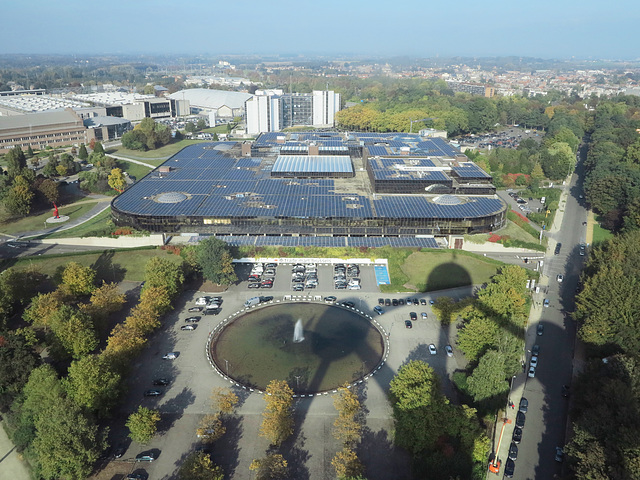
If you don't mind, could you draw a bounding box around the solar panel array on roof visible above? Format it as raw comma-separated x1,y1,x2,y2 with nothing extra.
208,235,439,248
367,146,390,157
374,196,503,219
271,155,353,175
416,138,460,157
452,163,492,179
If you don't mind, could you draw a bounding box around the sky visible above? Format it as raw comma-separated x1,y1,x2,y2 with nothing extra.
1,0,638,60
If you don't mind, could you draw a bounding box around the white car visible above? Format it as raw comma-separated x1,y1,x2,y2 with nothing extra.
557,274,564,283
429,344,437,355
528,366,536,378
530,356,538,368
348,284,361,290
195,297,208,306
445,345,453,357
163,352,178,360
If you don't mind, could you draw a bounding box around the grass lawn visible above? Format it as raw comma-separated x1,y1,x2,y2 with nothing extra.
0,201,100,236
6,248,183,283
107,139,206,164
592,218,614,245
498,220,538,243
395,250,504,292
115,159,153,180
40,207,112,239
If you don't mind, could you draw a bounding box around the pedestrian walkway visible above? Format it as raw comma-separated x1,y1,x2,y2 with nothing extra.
107,154,156,169
0,424,30,480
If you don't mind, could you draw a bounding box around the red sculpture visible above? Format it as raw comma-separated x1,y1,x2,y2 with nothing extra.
53,203,59,219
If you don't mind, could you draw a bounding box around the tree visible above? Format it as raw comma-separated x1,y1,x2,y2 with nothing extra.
249,454,288,480
466,350,510,403
211,387,238,415
196,237,237,285
196,413,225,443
143,256,184,301
259,380,294,446
79,282,126,328
63,354,122,416
333,385,362,446
23,290,68,330
37,178,60,205
185,122,196,133
196,118,206,131
5,146,27,178
104,323,147,361
5,175,34,217
0,332,41,410
108,168,127,193
0,266,44,323
32,396,106,480
530,162,545,182
78,144,88,160
121,129,147,151
27,145,34,158
61,262,96,296
49,305,98,359
93,141,104,154
126,406,160,444
332,447,364,479
55,164,68,176
42,157,59,177
178,451,224,480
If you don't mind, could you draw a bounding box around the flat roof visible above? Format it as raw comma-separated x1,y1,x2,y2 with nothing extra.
272,155,353,175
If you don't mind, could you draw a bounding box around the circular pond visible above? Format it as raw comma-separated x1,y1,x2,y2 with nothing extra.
210,302,385,393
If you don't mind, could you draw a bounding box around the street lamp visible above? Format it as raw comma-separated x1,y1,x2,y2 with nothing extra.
224,359,230,376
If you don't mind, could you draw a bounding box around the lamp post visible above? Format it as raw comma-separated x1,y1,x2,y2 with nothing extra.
224,359,230,376
294,375,301,390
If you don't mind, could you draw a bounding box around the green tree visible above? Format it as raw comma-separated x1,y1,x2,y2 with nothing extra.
0,332,41,410
36,178,60,205
0,266,44,323
196,413,225,443
108,168,127,192
93,142,104,154
5,175,34,216
331,447,364,479
32,396,106,480
530,162,545,182
27,145,34,158
143,256,185,301
5,146,27,178
196,118,206,130
55,164,68,176
466,350,510,403
61,262,96,296
196,237,237,285
625,139,640,165
49,305,98,359
63,354,122,416
541,141,574,180
121,129,147,151
42,157,59,177
259,380,294,446
126,406,160,444
78,144,88,160
249,453,288,480
185,122,196,133
178,451,224,480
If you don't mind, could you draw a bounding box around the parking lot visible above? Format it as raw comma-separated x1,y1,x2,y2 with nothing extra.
106,260,473,480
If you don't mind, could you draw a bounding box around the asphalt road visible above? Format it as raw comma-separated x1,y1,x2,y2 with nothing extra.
509,156,588,479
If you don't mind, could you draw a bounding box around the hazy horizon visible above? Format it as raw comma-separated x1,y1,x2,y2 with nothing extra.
2,0,638,60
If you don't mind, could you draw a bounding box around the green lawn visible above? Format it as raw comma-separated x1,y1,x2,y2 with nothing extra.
592,218,614,245
107,139,206,165
40,207,112,239
394,250,504,292
6,248,183,283
115,159,153,181
498,220,538,243
0,201,100,236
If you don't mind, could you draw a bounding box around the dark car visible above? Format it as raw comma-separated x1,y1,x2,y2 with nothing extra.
181,325,196,331
248,283,260,289
404,320,412,329
153,379,169,386
420,298,426,305
537,323,544,335
554,242,562,255
532,344,540,356
127,474,144,480
413,298,419,305
378,298,384,305
113,444,126,458
392,299,399,306
144,390,161,397
508,442,518,461
342,301,355,308
324,296,337,302
188,306,202,312
398,299,405,306
512,427,522,444
385,298,391,306
259,296,274,303
562,385,570,397
292,284,304,291
260,283,273,289
410,312,417,321
519,397,528,413
515,411,526,428
185,316,200,323
504,458,515,478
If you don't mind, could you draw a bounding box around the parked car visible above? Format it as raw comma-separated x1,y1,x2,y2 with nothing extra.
144,390,161,397
420,298,427,305
515,411,526,428
195,297,208,306
421,312,427,320
248,283,260,289
410,312,417,321
537,323,545,335
428,344,437,355
555,447,565,462
519,397,528,413
392,299,398,306
135,452,157,462
530,356,538,368
181,325,196,331
324,296,337,303
185,316,200,323
385,298,391,306
342,301,355,308
512,427,522,443
378,298,384,305
162,352,177,360
188,307,202,312
554,243,562,255
508,442,518,461
504,458,515,478
532,344,540,356
557,274,564,282
153,379,169,386
398,299,405,306
528,366,536,378
292,284,304,291
404,320,412,329
445,345,453,357
373,306,384,315
543,298,550,308
562,385,570,397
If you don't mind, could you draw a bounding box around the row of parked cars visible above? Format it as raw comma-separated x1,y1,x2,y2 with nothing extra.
291,263,318,292
248,263,278,289
334,263,361,290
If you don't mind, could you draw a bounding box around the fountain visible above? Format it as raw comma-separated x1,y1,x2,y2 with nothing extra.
293,319,305,343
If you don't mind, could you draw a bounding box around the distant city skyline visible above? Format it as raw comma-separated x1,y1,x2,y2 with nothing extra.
2,0,638,60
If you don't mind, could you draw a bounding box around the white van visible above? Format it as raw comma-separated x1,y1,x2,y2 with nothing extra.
244,297,261,308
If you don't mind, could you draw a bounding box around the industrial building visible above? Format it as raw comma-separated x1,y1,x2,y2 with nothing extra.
111,132,506,246
168,89,252,119
245,90,341,135
0,108,87,153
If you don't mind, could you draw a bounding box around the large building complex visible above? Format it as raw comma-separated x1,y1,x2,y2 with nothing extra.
0,108,87,153
112,132,506,246
245,90,341,135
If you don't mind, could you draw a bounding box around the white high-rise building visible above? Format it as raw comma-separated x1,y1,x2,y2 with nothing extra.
245,90,341,135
